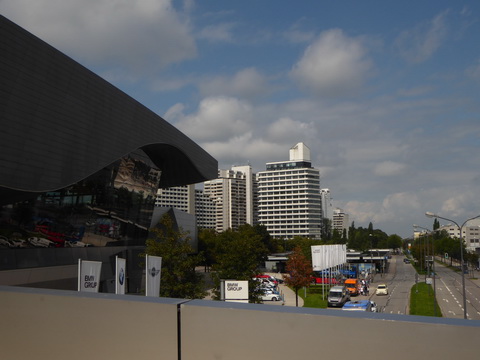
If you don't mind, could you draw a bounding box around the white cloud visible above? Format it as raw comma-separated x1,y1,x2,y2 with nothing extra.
290,29,373,97
197,23,235,42
202,135,286,168
374,161,407,177
266,117,317,142
0,0,197,75
172,96,253,141
465,58,480,80
395,11,448,64
198,68,272,100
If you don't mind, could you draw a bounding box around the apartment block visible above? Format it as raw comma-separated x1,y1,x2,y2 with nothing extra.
332,208,349,238
257,143,322,240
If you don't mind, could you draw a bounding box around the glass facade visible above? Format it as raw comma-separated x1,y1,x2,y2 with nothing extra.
0,150,161,249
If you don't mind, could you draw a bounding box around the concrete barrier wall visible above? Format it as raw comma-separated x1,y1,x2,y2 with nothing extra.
1,286,479,360
0,286,181,360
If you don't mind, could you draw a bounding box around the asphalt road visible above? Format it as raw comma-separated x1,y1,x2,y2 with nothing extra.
265,254,480,320
433,261,480,320
371,254,416,315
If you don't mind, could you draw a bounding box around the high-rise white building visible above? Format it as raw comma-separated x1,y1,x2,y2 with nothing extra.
332,208,349,238
155,184,195,213
195,189,216,229
203,166,256,233
155,165,256,233
257,143,322,240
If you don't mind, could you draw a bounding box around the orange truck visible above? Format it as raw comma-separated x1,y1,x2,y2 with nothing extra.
344,279,360,296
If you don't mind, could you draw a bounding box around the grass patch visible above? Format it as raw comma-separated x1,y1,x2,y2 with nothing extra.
410,282,442,317
294,285,328,308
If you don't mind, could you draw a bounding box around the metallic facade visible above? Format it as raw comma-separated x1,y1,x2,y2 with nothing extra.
0,15,217,203
0,15,216,267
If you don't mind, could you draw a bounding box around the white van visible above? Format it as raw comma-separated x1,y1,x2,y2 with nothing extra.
327,286,350,307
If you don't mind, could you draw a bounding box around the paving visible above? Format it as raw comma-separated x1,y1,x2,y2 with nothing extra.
261,273,304,307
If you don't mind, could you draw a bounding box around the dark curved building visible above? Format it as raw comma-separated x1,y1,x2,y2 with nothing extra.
0,15,217,252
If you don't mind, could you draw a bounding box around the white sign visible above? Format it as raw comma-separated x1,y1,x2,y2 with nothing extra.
224,280,249,303
311,244,347,271
115,256,126,295
145,255,162,297
78,259,102,292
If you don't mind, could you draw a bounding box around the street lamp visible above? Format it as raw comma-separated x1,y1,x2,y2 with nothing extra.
413,224,437,316
425,211,480,320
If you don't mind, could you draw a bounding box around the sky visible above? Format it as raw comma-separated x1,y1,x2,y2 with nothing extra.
2,1,480,238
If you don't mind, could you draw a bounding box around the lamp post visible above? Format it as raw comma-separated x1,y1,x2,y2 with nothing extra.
413,224,437,316
369,233,374,277
425,212,480,320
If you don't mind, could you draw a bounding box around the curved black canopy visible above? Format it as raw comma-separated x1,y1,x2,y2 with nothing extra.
0,15,217,202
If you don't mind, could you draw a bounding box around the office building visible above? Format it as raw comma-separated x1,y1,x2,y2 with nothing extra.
195,189,217,229
155,185,196,214
332,208,349,238
203,166,255,232
257,143,322,239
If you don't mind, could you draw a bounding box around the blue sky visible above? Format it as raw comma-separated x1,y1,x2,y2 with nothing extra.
2,1,480,238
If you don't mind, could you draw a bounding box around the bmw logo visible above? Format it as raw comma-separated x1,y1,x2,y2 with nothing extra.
118,268,125,285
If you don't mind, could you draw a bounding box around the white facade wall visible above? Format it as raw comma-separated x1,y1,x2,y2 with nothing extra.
155,184,195,214
438,218,480,252
204,167,254,232
332,208,349,238
195,189,216,229
257,143,322,240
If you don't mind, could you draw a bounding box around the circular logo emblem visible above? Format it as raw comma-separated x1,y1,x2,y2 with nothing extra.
118,268,125,285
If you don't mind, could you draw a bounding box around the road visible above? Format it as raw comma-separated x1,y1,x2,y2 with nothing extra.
264,254,480,320
370,254,416,315
433,260,480,320
368,255,480,320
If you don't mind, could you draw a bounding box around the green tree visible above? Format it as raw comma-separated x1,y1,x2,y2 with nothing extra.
322,218,332,241
198,228,218,271
143,213,206,299
211,227,269,302
288,236,323,263
284,246,313,307
387,234,403,250
253,224,282,253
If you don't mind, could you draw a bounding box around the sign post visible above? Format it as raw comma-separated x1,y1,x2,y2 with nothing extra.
78,259,102,293
222,280,249,303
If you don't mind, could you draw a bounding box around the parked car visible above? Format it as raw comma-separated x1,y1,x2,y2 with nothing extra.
376,284,388,296
28,237,54,248
7,238,27,248
255,275,279,285
66,241,91,247
261,293,282,301
0,236,11,248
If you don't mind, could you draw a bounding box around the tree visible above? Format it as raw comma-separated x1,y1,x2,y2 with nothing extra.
198,228,218,271
387,234,402,250
284,246,313,307
143,213,206,299
288,236,323,263
253,224,282,253
210,226,269,302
